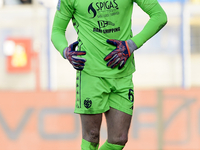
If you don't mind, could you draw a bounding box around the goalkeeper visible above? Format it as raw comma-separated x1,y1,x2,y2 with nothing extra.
51,0,167,149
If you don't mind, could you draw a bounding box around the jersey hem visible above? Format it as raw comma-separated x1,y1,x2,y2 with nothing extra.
82,69,135,79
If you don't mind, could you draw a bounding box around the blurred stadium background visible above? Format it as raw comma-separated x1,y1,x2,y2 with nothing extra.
0,0,200,149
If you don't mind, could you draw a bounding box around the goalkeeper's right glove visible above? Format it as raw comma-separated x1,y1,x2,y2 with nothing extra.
104,39,137,69
63,41,86,71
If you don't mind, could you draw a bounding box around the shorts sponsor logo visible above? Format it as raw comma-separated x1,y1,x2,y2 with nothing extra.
84,98,92,109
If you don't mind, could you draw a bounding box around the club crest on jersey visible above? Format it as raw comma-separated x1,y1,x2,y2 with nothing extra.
84,98,92,109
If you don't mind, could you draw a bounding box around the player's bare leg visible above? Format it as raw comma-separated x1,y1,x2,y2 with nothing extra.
80,113,102,144
105,107,132,146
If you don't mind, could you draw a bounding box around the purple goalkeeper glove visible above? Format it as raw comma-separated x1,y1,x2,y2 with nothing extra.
64,41,86,71
104,39,137,69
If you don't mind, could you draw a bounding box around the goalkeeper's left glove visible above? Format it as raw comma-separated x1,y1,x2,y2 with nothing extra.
63,41,86,71
104,39,137,69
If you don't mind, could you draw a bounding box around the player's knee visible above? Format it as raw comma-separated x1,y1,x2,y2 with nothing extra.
87,129,100,142
117,135,128,145
110,134,128,145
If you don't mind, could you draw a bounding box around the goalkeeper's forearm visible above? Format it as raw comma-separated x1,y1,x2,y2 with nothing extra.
131,0,167,48
51,11,71,58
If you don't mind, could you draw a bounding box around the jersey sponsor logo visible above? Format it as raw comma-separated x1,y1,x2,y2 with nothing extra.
88,3,97,18
88,0,119,18
93,27,120,34
94,20,119,33
97,20,115,28
84,98,92,109
96,0,118,11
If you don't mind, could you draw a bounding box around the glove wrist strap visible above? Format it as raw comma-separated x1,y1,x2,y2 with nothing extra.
125,41,131,56
126,39,138,54
63,48,67,59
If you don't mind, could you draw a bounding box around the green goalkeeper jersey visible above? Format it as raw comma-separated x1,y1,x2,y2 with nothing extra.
51,0,167,78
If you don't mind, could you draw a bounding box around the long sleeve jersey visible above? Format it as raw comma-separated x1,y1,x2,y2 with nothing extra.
51,0,167,78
